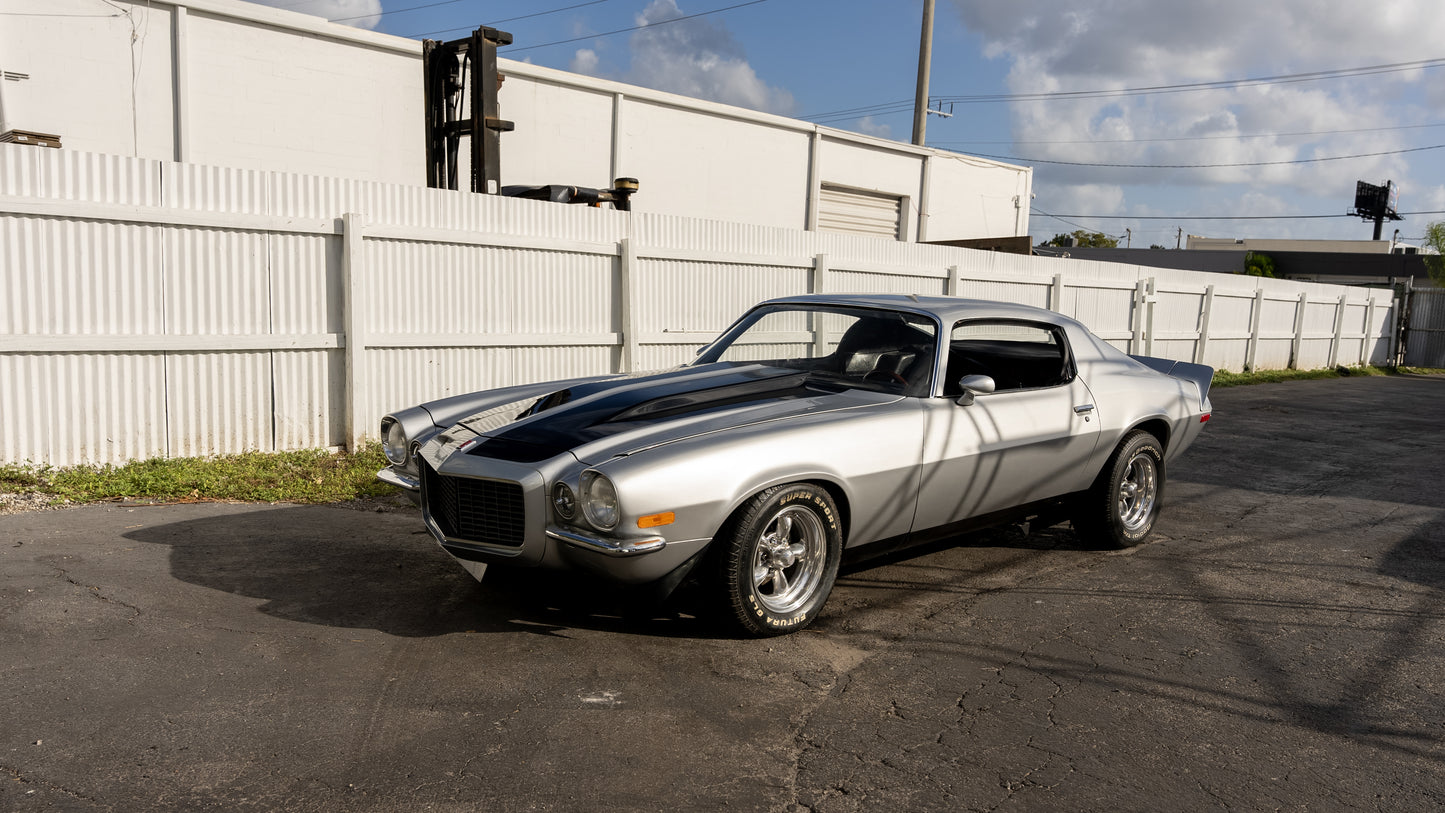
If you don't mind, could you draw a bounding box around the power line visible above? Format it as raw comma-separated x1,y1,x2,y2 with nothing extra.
1031,209,1445,222
806,101,913,123
936,57,1445,104
801,56,1445,121
968,143,1445,169
403,0,613,38
1032,210,1107,234
500,0,772,54
932,122,1445,148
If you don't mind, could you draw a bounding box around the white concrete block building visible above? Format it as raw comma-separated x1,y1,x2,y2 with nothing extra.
0,0,1032,243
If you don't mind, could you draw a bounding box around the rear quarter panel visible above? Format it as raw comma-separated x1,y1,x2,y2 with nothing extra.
1069,325,1210,472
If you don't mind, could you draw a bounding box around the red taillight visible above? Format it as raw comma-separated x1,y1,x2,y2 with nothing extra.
1200,413,1211,423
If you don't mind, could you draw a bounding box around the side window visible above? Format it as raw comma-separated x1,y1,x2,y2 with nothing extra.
945,321,1072,395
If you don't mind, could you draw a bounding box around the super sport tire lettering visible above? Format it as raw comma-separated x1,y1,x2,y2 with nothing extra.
707,483,843,638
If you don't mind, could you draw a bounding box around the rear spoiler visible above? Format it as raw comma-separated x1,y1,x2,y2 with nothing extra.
1130,355,1214,405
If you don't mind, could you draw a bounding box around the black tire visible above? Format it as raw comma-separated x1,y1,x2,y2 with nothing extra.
710,483,842,637
1074,430,1165,549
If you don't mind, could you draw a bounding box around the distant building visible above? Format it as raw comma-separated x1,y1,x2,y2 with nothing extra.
1185,236,1404,254
1053,246,1432,289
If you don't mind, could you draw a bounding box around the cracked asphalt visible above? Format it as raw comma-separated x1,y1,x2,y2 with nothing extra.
3,374,1443,811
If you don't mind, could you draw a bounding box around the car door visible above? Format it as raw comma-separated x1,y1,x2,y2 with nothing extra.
911,320,1101,532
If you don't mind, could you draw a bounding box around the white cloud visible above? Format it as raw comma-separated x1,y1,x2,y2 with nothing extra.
1422,185,1445,213
252,0,383,30
569,0,795,115
950,0,1445,213
853,116,893,139
1041,183,1124,217
570,49,600,75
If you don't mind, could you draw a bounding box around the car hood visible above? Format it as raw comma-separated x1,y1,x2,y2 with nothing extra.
443,363,900,466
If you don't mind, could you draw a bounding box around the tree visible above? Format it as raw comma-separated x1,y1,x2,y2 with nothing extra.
1042,230,1119,248
1424,221,1445,287
1243,252,1276,278
1149,244,1167,250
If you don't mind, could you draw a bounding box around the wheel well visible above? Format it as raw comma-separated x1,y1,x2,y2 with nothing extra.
1130,418,1171,451
718,479,853,544
801,479,851,543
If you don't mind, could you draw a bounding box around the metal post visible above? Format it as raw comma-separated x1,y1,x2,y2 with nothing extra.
812,254,830,357
946,264,962,297
1392,279,1412,366
1289,292,1307,370
1361,297,1377,365
911,0,935,146
618,238,637,373
1144,277,1157,356
812,253,829,295
1131,280,1147,354
342,213,367,449
1049,273,1064,312
1246,289,1265,372
1194,285,1214,365
1329,294,1346,367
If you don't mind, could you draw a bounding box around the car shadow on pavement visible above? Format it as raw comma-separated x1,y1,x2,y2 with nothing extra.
840,518,1103,576
121,505,721,640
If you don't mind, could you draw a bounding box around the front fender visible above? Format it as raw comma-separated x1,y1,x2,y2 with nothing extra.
595,399,926,551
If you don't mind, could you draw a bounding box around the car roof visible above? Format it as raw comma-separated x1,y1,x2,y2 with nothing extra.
760,293,1078,328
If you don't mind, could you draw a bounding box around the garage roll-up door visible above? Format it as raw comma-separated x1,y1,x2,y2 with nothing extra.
817,185,903,240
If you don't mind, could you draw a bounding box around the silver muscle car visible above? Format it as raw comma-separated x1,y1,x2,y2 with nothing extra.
378,294,1213,636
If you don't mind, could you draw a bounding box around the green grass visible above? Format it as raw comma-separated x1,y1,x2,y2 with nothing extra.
1,445,397,506
1210,364,1445,388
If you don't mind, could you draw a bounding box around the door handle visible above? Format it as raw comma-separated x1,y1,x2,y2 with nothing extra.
1073,404,1095,414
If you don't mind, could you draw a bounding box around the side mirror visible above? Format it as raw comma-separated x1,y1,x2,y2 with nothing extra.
955,374,996,406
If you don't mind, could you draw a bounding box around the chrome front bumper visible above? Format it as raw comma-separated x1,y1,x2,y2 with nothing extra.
545,525,667,557
377,467,419,491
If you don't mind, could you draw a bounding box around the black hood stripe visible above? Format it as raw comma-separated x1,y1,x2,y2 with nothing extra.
465,364,810,461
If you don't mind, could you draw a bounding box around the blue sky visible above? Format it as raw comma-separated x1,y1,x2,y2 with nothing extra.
265,0,1445,248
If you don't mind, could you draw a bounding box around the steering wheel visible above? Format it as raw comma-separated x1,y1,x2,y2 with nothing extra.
863,369,909,388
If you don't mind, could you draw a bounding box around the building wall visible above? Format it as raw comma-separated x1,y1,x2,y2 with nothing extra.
1,1,180,160
1,0,1030,241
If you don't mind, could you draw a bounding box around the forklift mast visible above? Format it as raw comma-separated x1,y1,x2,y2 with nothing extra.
422,26,514,195
422,27,639,210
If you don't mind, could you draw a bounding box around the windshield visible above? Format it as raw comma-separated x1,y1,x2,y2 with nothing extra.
694,304,939,396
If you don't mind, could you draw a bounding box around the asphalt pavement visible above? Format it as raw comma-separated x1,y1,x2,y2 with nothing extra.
2,374,1443,811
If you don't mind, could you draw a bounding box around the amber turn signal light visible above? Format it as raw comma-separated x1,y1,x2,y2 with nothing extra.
637,512,676,529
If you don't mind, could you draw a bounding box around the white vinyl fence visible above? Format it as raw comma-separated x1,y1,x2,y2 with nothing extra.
1,145,1396,466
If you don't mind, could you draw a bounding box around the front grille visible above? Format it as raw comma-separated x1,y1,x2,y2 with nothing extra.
421,459,526,547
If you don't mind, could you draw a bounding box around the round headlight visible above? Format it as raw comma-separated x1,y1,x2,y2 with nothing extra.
382,419,409,465
580,470,620,531
552,482,576,520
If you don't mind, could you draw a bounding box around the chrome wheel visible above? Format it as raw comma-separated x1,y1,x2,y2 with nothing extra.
750,505,827,614
1117,451,1158,532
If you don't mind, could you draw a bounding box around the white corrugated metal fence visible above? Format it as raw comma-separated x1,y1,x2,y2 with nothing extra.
0,144,1397,465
